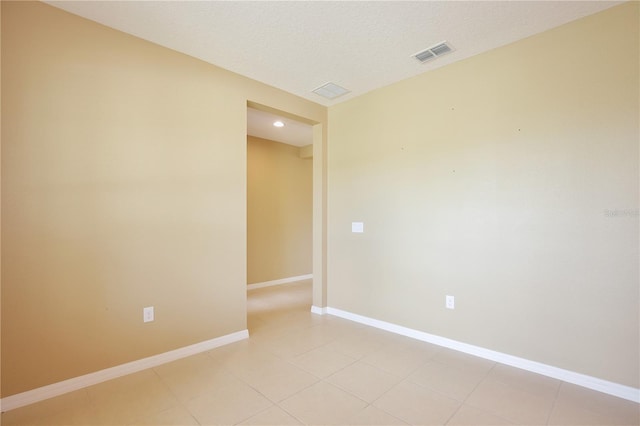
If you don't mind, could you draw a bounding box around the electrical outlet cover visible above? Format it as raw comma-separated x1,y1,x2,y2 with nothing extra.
446,295,455,310
143,306,154,322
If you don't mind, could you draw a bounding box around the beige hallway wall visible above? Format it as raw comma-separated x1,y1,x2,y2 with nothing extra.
327,3,639,388
1,1,326,397
247,137,312,284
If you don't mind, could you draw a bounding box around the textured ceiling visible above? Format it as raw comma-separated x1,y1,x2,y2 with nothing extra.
44,1,622,146
46,1,620,108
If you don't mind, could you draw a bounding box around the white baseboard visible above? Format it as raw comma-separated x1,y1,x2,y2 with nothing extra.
326,307,640,403
310,305,328,315
0,330,249,412
247,274,312,291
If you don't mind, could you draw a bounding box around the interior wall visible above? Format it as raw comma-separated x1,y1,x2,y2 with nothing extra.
327,2,639,388
1,1,326,397
247,136,312,284
0,0,3,400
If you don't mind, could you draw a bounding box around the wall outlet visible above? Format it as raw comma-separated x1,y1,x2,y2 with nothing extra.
446,295,455,310
143,306,154,323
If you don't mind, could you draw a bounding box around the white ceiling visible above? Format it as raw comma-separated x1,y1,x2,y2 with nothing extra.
247,107,313,147
45,0,622,146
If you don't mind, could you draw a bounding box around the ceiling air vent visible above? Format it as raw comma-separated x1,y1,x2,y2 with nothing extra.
312,82,350,100
412,41,454,64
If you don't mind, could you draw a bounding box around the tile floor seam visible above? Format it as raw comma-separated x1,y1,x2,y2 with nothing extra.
366,378,454,426
261,339,336,361
325,381,382,408
150,365,196,411
231,402,275,425
191,411,203,426
328,351,369,370
443,405,463,426
463,380,555,425
274,401,307,425
125,371,185,425
439,381,468,426
460,359,496,404
135,405,202,426
274,376,322,404
365,378,410,411
317,378,375,406
402,361,485,406
83,383,115,423
356,398,399,425
553,381,640,425
443,357,517,426
543,378,563,425
358,356,422,379
221,365,291,405
358,401,411,426
297,353,361,380
280,342,341,368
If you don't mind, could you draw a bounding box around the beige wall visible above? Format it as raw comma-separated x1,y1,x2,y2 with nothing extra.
0,0,3,400
328,2,639,388
1,1,326,397
247,136,312,284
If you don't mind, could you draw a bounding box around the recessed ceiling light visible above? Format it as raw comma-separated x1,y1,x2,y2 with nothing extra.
273,121,285,127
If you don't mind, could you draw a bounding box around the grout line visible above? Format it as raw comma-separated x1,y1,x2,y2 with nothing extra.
544,379,563,425
364,380,411,425
443,360,498,425
232,402,275,425
150,367,184,402
276,401,308,425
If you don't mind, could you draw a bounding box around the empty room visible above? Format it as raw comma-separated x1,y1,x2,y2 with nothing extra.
1,1,638,425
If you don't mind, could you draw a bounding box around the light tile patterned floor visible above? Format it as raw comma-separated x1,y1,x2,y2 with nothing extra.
2,280,639,425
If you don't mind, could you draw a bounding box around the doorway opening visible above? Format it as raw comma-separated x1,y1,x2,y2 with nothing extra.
246,102,325,328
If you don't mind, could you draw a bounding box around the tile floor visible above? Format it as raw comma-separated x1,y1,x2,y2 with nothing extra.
2,280,639,425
